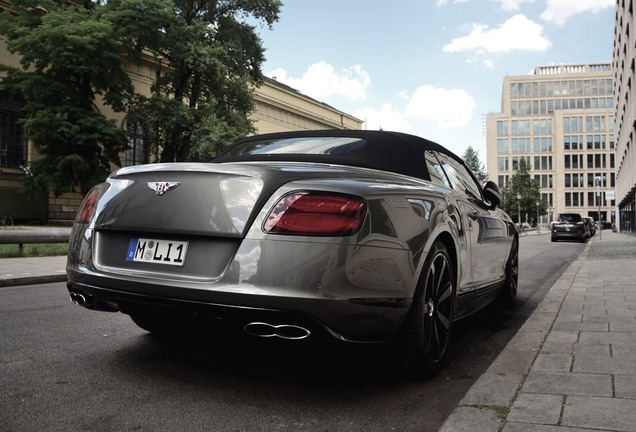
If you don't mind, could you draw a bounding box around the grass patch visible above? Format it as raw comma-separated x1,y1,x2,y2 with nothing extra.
462,404,510,420
0,243,68,258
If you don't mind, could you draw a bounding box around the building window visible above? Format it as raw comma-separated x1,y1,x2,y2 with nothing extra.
511,137,531,153
533,137,552,152
497,138,509,153
498,157,509,171
587,154,606,169
565,192,584,207
497,120,509,136
125,121,146,166
535,174,553,188
585,115,606,132
564,173,583,188
0,93,27,169
533,119,552,134
564,116,583,132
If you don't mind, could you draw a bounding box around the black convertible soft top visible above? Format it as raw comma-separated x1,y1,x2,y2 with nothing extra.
214,130,465,182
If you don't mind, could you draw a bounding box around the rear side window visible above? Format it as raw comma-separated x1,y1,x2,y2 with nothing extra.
434,152,483,200
424,150,451,188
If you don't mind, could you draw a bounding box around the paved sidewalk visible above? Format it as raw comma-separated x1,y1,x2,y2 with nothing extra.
2,230,635,431
0,255,67,287
441,230,636,432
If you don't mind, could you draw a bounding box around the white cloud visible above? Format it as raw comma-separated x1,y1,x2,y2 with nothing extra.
443,14,551,54
540,0,614,25
266,61,371,101
500,0,535,11
396,91,410,101
405,85,476,128
355,104,411,133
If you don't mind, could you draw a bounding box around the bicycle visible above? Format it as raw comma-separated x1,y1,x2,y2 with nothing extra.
0,215,13,227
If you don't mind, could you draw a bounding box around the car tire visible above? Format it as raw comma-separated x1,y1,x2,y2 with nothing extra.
400,241,455,378
551,237,556,242
499,237,519,309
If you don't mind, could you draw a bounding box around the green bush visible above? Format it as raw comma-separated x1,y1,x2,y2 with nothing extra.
0,243,68,258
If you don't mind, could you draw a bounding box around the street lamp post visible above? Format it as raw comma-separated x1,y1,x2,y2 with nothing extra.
516,192,521,231
536,200,540,233
596,176,602,240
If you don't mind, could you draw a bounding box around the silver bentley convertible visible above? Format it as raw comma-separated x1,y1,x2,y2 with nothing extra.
67,130,518,376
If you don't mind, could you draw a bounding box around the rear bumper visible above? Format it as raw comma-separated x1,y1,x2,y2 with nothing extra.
551,229,586,240
66,276,411,343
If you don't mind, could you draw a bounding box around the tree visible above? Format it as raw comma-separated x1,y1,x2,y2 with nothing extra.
462,145,488,184
126,0,282,163
0,0,281,195
501,158,546,227
0,0,170,195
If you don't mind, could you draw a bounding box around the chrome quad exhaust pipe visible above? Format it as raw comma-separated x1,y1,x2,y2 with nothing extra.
69,291,91,307
243,322,311,340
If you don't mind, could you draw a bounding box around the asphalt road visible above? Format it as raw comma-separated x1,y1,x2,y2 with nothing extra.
1,234,585,432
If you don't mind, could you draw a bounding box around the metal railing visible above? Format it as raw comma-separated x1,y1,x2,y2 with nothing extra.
0,229,70,255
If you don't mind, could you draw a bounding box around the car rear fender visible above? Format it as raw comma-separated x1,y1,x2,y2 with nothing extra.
408,197,463,298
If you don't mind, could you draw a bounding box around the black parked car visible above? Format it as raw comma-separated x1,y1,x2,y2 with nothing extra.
551,213,589,242
583,217,596,237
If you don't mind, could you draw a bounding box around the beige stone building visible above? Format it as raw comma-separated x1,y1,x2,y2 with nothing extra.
612,0,636,233
486,64,616,226
0,40,362,223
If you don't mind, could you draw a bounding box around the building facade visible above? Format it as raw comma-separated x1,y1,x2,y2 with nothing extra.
613,0,636,234
0,40,362,223
486,64,616,226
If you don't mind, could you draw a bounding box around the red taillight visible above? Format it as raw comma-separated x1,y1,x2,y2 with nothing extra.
264,192,367,236
75,186,104,223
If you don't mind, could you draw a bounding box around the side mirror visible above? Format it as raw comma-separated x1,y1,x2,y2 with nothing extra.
483,181,501,208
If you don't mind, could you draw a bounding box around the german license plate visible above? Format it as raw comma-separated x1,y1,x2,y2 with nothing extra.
126,238,188,266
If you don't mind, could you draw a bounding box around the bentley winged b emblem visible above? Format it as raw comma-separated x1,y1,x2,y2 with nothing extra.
147,181,180,196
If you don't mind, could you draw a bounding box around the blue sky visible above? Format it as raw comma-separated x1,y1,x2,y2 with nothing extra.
254,0,615,160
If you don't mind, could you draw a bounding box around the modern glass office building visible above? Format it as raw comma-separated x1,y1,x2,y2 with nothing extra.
613,0,636,234
486,64,616,226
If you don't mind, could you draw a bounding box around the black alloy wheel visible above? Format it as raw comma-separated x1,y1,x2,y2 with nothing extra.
500,236,519,309
401,241,455,377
